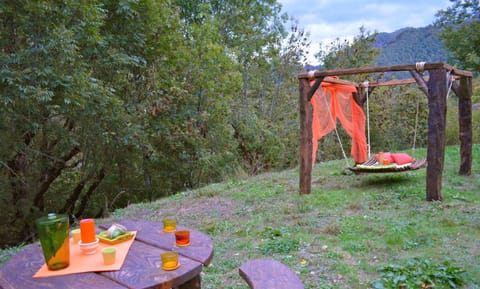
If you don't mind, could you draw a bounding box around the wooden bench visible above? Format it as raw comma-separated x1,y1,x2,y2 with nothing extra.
239,259,304,289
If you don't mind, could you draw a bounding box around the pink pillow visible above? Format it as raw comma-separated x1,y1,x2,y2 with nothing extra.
391,153,414,165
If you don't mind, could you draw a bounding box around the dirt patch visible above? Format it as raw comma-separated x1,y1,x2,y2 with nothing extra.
176,195,237,219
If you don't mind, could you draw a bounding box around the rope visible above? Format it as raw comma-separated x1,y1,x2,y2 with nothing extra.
363,81,371,158
446,70,454,99
411,61,426,152
416,61,426,73
412,94,420,151
320,88,350,167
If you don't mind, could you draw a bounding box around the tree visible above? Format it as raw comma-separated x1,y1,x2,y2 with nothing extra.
0,0,310,247
0,0,118,245
435,0,480,72
173,0,307,175
315,26,379,74
0,0,185,246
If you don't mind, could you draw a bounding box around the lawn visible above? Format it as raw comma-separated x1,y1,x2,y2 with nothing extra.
2,145,479,288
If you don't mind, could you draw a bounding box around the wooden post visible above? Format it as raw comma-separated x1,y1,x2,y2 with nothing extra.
426,68,448,201
457,77,473,175
299,78,313,194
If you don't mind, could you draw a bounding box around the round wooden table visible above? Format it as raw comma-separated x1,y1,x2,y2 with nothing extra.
0,220,214,289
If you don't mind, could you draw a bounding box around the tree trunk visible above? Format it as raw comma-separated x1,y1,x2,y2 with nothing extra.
33,146,81,210
74,169,105,218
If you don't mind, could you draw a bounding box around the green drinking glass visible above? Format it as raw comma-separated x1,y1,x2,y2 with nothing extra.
35,213,70,270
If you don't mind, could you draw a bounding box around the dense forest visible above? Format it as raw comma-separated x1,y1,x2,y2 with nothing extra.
1,0,479,247
0,0,309,246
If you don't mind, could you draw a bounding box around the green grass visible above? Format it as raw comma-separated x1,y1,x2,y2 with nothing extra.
1,145,479,288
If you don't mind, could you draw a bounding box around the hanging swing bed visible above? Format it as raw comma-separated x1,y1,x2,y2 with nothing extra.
309,74,427,175
298,62,474,201
348,154,428,174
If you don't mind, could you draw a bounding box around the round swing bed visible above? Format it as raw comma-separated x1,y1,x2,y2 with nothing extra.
348,156,427,174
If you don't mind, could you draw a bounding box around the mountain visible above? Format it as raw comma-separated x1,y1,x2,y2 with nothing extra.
304,25,452,77
374,25,451,78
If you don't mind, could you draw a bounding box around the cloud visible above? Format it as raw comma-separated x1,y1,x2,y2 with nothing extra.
281,0,451,44
279,0,451,64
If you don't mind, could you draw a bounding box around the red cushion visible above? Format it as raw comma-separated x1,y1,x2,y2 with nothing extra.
391,153,414,165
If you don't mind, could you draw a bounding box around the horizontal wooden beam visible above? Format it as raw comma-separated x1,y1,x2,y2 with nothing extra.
322,76,358,87
299,62,473,79
368,78,421,87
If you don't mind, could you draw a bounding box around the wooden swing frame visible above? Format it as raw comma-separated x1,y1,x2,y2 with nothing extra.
298,62,473,201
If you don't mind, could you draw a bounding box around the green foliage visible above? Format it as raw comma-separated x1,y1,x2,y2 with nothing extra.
317,26,380,80
260,238,300,255
370,259,466,289
367,86,428,152
0,0,304,247
258,227,300,255
435,0,480,73
0,0,127,245
232,115,286,174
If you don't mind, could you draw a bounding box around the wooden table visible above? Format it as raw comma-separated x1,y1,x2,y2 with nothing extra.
0,220,214,289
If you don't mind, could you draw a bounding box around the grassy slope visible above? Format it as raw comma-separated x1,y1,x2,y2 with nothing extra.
1,145,479,288
105,145,479,289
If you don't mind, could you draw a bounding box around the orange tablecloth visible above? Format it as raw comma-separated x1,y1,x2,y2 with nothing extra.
33,231,136,278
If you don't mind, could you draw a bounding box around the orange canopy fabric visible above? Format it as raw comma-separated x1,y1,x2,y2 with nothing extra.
311,79,368,166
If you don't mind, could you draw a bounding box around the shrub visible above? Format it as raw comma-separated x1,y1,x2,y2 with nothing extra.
370,258,466,289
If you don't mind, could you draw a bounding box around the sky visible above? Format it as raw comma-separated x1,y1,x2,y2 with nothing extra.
278,0,452,64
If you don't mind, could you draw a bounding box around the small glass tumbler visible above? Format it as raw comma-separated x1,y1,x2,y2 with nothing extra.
102,247,116,265
175,230,190,246
71,229,81,244
161,251,179,270
36,213,70,271
162,219,176,233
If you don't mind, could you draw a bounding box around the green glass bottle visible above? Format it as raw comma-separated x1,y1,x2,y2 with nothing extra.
35,213,70,270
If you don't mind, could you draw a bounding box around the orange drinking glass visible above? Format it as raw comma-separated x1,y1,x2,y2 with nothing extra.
161,251,179,270
175,230,190,246
162,219,176,233
80,219,96,243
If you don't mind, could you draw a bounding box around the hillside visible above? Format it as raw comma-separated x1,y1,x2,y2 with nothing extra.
376,25,451,65
308,25,452,77
26,145,475,288
375,25,451,78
